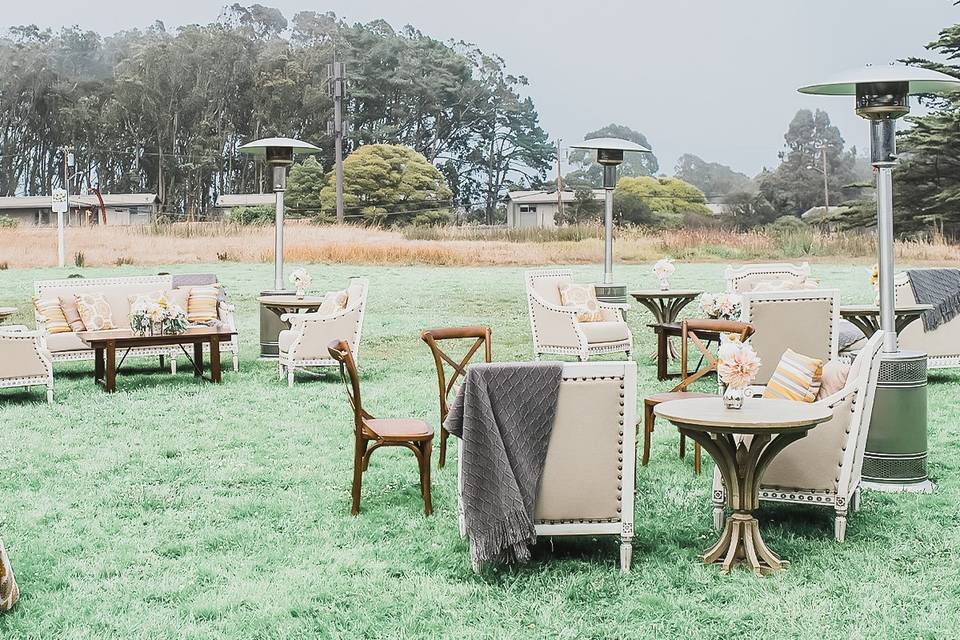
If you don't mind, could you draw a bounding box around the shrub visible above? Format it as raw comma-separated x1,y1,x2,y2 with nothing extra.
74,251,86,267
230,205,274,225
115,256,134,266
0,215,17,228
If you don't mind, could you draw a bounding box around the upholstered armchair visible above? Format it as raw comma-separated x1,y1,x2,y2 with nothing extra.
525,269,632,361
277,278,368,386
725,262,812,293
740,288,840,389
711,331,884,542
0,326,54,403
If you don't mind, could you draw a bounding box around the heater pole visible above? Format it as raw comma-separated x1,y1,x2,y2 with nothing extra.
602,165,616,284
870,119,898,353
273,165,286,291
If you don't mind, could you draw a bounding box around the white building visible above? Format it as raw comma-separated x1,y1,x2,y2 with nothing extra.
505,189,603,228
0,193,159,226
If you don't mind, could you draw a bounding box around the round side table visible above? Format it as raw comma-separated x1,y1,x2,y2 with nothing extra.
839,303,932,337
257,294,326,358
655,397,832,576
630,290,702,362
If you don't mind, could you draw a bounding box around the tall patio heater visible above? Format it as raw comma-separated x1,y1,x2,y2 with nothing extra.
569,138,651,305
240,137,321,358
800,65,960,492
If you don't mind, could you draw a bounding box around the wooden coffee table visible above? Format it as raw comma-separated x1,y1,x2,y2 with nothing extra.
78,327,237,393
655,397,832,575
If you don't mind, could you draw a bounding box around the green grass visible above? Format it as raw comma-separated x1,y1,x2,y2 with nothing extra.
1,262,959,639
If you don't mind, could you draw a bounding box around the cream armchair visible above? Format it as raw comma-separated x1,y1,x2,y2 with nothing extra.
525,269,632,361
895,272,960,369
740,288,840,388
711,331,884,542
0,326,54,403
725,262,812,293
277,278,368,386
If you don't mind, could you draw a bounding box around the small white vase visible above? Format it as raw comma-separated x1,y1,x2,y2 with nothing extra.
658,277,670,291
723,385,745,410
295,288,306,299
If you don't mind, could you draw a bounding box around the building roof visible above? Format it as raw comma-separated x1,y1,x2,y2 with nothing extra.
801,205,850,222
0,193,159,209
507,189,603,205
215,193,275,207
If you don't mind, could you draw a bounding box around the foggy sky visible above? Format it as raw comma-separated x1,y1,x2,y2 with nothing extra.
5,0,957,176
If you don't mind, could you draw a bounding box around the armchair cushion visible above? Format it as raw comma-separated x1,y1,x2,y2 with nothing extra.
345,282,365,310
58,295,86,332
185,285,220,323
32,296,71,334
45,332,90,352
318,290,348,316
278,329,296,353
559,283,604,322
75,293,116,331
817,360,851,400
577,321,630,344
762,349,823,402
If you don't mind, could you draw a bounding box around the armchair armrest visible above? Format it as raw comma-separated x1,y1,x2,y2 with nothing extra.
528,293,581,349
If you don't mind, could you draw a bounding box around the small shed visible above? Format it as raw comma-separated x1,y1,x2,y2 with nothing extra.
0,193,159,226
506,189,603,228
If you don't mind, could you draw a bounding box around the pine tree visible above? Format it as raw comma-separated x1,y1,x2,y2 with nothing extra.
286,156,326,219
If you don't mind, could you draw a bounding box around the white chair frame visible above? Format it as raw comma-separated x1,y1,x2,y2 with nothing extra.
0,326,54,403
725,262,811,293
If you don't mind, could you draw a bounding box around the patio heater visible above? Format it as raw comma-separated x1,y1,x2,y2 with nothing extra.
569,137,651,305
239,137,321,358
800,64,960,492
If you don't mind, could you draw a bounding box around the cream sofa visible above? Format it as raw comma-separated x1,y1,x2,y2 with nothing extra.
525,269,632,361
458,361,638,572
711,331,884,542
277,278,368,386
895,272,960,369
0,326,53,403
34,275,238,370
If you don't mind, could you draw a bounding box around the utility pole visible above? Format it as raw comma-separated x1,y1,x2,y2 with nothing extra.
555,139,564,222
328,55,346,224
57,146,74,268
821,145,830,216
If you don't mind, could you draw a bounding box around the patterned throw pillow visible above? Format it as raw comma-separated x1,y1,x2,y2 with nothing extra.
558,282,605,322
32,296,71,334
0,536,18,612
816,360,851,401
317,290,348,316
58,295,87,332
75,293,116,331
127,290,167,307
186,285,220,323
762,349,824,403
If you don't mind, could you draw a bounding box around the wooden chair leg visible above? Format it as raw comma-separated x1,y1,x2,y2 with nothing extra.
351,438,364,516
420,439,433,516
642,404,654,466
694,442,702,475
438,428,448,469
679,433,686,459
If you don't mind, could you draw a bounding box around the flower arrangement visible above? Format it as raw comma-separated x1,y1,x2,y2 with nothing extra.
653,258,676,291
699,292,743,321
716,337,761,409
290,268,312,298
869,263,880,305
129,295,188,336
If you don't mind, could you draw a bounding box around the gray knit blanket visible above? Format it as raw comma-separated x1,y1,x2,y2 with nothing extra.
908,268,960,332
444,361,563,567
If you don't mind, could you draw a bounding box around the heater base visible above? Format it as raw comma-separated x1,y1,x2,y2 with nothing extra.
594,283,627,306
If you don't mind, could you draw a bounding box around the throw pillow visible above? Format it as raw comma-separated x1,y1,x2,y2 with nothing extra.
817,360,851,400
58,295,86,332
558,282,604,322
75,293,116,331
32,296,71,334
186,285,220,323
318,290,348,316
166,288,191,314
762,349,824,403
127,290,167,307
0,536,18,612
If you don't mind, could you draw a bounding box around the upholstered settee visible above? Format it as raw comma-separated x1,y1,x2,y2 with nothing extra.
33,275,239,371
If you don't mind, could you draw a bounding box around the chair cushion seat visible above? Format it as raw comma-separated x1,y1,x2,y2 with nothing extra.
645,391,716,405
364,418,434,440
45,332,92,352
278,329,296,353
577,321,630,344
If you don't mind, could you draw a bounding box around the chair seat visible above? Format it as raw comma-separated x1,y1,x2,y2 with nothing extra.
577,321,630,344
644,391,716,406
364,418,434,441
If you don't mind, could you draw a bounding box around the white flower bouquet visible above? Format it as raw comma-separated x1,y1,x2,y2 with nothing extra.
130,295,188,336
290,268,312,297
699,292,743,321
653,258,676,290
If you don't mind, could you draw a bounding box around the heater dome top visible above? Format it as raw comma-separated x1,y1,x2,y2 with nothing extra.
569,137,651,153
798,64,960,96
239,137,321,155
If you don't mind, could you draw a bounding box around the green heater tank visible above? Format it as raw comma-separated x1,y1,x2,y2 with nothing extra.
861,349,932,493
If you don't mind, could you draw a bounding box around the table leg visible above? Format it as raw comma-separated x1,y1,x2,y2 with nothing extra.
94,347,105,384
209,336,221,383
193,341,204,377
657,329,668,381
105,341,116,393
681,428,808,575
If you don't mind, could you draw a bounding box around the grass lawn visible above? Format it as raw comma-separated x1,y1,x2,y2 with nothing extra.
1,261,958,639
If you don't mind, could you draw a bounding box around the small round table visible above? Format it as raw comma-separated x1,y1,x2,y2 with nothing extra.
840,304,933,336
655,397,832,576
0,307,15,324
630,290,702,363
257,294,327,358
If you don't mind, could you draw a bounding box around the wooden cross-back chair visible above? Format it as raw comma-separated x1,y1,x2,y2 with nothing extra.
642,319,755,474
420,326,492,468
327,339,434,516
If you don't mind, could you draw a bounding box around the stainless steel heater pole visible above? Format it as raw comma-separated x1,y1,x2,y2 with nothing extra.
871,119,898,353
603,164,616,285
273,165,286,291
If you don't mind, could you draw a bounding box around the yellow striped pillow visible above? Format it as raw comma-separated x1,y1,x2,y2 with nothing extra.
762,349,823,403
32,296,71,334
186,285,220,323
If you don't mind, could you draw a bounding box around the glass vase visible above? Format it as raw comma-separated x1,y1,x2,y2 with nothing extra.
723,385,745,410
658,277,670,291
